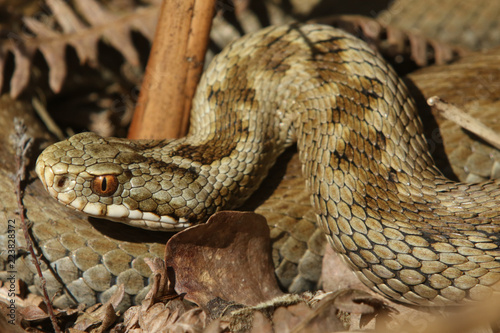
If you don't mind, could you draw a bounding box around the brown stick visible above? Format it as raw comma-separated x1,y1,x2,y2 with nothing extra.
128,0,216,140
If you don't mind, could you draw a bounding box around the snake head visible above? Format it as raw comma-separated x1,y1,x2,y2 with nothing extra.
36,132,213,231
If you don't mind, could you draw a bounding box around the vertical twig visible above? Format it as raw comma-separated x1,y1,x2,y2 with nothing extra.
128,0,216,140
11,119,62,333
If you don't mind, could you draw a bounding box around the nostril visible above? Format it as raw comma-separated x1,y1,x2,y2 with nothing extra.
53,175,76,192
57,177,68,188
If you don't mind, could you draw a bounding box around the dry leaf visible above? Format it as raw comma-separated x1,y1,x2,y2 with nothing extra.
227,292,346,333
9,44,35,98
121,260,206,333
0,304,26,333
296,296,347,333
140,257,173,307
22,16,67,92
47,0,97,64
72,284,124,332
123,299,206,333
19,305,54,321
248,311,273,333
165,211,284,311
272,303,312,332
0,302,25,332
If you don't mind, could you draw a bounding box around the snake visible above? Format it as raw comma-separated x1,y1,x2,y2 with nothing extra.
35,23,500,306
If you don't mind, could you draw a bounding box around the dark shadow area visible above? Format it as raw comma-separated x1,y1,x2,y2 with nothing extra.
306,0,392,20
241,145,298,211
403,77,459,181
88,216,175,244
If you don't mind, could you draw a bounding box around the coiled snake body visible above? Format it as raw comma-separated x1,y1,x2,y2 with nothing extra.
36,24,500,306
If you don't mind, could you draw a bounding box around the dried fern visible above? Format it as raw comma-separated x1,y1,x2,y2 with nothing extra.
3,3,468,99
1,0,161,98
314,15,467,69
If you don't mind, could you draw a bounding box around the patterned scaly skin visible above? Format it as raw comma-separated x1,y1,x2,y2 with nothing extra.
36,24,500,306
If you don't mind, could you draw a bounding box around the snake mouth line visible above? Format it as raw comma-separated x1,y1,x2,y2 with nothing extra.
64,201,193,231
104,205,193,230
113,214,192,231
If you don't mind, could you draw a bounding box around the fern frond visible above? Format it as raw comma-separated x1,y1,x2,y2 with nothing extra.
2,0,161,98
315,15,467,70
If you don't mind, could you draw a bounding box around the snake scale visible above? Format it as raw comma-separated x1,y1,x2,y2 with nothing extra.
35,23,500,306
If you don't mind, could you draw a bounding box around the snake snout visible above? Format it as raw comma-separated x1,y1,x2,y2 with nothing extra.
36,144,78,195
35,155,48,188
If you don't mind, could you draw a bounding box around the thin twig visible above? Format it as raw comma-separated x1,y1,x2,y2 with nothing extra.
427,96,500,150
11,118,62,333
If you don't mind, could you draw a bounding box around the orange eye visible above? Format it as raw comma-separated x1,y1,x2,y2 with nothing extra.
91,175,119,196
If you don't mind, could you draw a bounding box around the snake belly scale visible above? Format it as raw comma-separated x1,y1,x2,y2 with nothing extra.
36,24,500,306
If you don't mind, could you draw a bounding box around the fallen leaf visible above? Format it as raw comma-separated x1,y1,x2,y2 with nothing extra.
123,299,205,333
22,17,67,92
227,292,346,333
73,284,124,331
0,306,26,333
165,211,284,311
121,258,206,333
272,302,312,332
0,302,26,332
19,305,53,321
47,0,97,65
10,44,35,98
140,257,174,307
293,295,346,333
248,311,273,333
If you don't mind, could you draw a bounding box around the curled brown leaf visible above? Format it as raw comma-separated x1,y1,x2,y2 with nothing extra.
165,211,284,311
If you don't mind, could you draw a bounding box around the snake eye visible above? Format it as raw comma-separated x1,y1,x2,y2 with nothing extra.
91,175,118,196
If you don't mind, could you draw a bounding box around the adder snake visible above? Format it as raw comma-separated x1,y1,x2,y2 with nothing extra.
36,24,500,306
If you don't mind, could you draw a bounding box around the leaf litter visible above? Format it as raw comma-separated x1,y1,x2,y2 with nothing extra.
118,211,393,332
7,206,500,332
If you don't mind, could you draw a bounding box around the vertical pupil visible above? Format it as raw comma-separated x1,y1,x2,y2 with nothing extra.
102,177,107,191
